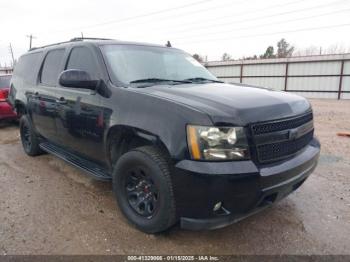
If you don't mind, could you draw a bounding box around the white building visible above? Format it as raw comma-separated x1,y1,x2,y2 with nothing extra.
205,53,350,100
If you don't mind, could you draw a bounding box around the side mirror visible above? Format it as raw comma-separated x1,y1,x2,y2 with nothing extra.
59,69,98,90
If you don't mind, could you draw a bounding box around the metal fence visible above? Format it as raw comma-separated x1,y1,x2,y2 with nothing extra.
0,67,13,75
205,53,350,99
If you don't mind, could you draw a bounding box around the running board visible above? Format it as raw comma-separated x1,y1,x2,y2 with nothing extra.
39,142,111,181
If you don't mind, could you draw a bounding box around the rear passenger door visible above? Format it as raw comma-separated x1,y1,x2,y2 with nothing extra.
29,49,65,142
55,46,105,163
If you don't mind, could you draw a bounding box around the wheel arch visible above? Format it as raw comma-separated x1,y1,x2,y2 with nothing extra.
14,99,28,117
105,125,171,169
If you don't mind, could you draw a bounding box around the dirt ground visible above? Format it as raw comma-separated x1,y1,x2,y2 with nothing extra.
0,99,349,255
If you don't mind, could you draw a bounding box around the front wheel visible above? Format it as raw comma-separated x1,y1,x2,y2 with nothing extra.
19,115,42,156
112,146,176,234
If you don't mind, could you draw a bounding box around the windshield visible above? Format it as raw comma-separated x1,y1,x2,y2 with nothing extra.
101,44,217,86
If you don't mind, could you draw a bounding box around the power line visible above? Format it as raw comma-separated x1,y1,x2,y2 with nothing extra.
82,0,257,32
176,23,350,45
117,0,346,40
169,7,350,41
154,0,348,36
128,0,307,35
8,43,15,66
26,34,36,50
70,0,306,38
41,0,216,35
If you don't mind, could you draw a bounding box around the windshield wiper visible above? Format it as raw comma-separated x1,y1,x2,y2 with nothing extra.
183,77,223,83
129,78,191,84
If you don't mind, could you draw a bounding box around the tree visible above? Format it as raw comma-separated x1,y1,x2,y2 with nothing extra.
277,38,294,58
260,46,275,59
221,53,232,61
325,44,346,54
242,55,258,60
294,44,348,56
294,46,320,56
192,53,204,63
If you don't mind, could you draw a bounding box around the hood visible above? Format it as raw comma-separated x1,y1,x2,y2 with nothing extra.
132,83,311,126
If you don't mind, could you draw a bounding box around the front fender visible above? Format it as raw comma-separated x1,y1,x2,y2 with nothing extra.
103,87,213,161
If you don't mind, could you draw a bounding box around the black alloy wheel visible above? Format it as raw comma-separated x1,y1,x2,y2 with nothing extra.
113,146,176,234
125,167,159,218
19,115,42,156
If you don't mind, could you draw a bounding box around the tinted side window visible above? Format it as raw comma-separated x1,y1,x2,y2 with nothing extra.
40,49,65,86
66,47,98,78
14,52,42,84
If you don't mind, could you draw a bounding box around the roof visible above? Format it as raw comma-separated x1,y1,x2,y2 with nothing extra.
28,37,171,53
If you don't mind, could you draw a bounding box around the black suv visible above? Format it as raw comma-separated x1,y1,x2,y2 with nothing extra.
9,38,320,233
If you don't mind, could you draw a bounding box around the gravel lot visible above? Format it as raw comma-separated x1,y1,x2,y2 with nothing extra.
0,99,349,255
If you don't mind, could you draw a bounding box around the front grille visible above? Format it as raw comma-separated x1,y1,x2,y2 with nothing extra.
251,112,313,135
256,130,313,163
251,112,314,163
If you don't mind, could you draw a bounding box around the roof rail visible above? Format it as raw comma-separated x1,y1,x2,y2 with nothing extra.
29,40,72,51
70,37,113,41
29,37,114,51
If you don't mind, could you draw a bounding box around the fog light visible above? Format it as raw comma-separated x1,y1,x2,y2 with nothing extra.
213,202,222,211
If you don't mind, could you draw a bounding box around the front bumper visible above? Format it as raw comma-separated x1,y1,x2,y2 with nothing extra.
172,138,320,230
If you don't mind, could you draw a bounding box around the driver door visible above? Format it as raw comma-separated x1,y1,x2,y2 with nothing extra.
55,46,106,163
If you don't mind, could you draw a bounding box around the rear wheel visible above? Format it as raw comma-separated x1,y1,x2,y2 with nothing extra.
113,146,176,234
19,115,42,156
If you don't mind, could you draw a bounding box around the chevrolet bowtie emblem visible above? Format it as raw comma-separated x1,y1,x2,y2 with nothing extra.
289,128,299,140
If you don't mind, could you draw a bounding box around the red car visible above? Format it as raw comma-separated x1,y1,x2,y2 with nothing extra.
0,74,17,120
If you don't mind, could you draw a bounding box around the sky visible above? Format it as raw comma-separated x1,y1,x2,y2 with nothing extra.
1,0,350,66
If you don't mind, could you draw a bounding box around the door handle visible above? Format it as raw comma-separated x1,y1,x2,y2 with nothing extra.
56,97,67,105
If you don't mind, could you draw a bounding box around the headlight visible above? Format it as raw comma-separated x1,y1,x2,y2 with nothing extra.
187,125,250,161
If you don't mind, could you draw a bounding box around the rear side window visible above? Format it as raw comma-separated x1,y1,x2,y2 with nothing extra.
13,52,42,84
66,47,98,78
0,75,11,88
40,49,65,86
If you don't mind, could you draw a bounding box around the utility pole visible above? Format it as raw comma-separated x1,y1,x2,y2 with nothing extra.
26,34,36,50
9,43,15,67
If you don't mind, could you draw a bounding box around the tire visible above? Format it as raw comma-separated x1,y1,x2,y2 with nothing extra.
19,115,42,156
112,146,176,234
